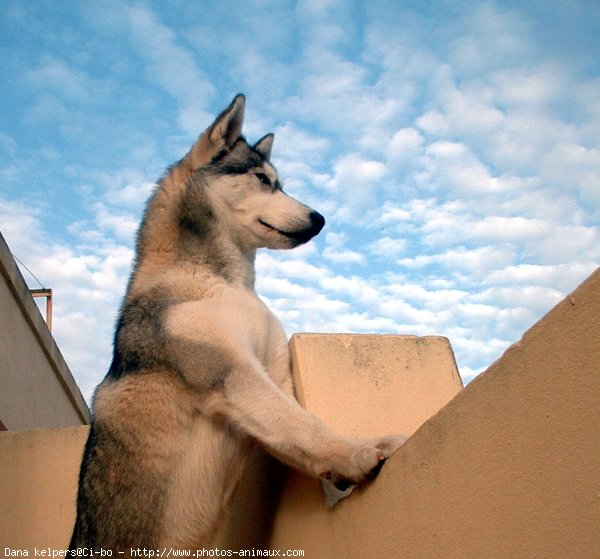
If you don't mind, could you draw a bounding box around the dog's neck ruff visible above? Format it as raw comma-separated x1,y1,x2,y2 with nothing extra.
131,178,258,296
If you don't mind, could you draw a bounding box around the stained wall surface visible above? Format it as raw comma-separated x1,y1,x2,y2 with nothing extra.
270,268,600,558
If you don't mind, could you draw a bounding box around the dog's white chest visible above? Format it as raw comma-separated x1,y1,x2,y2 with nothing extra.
165,287,289,381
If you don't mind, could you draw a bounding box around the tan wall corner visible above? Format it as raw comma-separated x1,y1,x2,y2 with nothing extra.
0,426,89,552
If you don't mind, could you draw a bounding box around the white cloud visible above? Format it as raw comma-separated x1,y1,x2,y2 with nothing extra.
387,127,424,168
322,249,364,265
272,123,331,166
122,4,215,135
326,153,387,218
322,232,365,265
319,273,381,307
376,203,413,226
486,263,599,292
23,94,71,127
446,2,532,76
0,198,44,247
92,203,139,241
104,180,156,208
421,66,506,139
420,141,510,196
368,237,408,259
399,245,517,278
472,285,563,315
385,282,468,310
256,251,324,283
539,143,600,214
491,63,571,108
25,55,94,103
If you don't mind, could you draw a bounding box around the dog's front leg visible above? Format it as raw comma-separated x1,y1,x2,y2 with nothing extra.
165,299,406,488
205,359,406,490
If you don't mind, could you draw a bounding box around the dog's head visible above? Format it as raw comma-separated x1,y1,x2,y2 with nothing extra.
184,95,325,251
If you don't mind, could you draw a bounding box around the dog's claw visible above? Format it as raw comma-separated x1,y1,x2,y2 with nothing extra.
366,458,386,480
334,479,352,491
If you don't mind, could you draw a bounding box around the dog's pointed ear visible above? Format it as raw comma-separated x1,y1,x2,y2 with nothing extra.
208,94,245,148
254,133,274,161
187,94,246,170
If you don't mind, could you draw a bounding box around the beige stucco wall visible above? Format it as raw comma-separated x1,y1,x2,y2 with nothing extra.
0,231,89,430
0,426,88,552
289,333,462,438
270,267,600,558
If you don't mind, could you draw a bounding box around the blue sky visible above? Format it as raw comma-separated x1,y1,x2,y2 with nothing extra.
1,0,599,401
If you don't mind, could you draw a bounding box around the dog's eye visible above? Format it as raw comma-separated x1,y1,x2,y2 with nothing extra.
256,173,271,187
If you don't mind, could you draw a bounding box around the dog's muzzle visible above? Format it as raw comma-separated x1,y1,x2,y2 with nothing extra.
259,211,325,246
291,211,325,245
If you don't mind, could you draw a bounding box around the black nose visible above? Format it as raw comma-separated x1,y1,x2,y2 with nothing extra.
284,210,326,246
309,211,325,236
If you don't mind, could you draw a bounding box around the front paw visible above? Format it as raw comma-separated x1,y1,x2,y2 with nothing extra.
320,435,406,490
371,433,408,458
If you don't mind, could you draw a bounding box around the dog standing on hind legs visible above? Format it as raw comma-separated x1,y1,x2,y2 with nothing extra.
69,94,407,552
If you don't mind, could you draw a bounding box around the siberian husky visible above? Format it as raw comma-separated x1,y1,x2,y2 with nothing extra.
69,95,406,552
